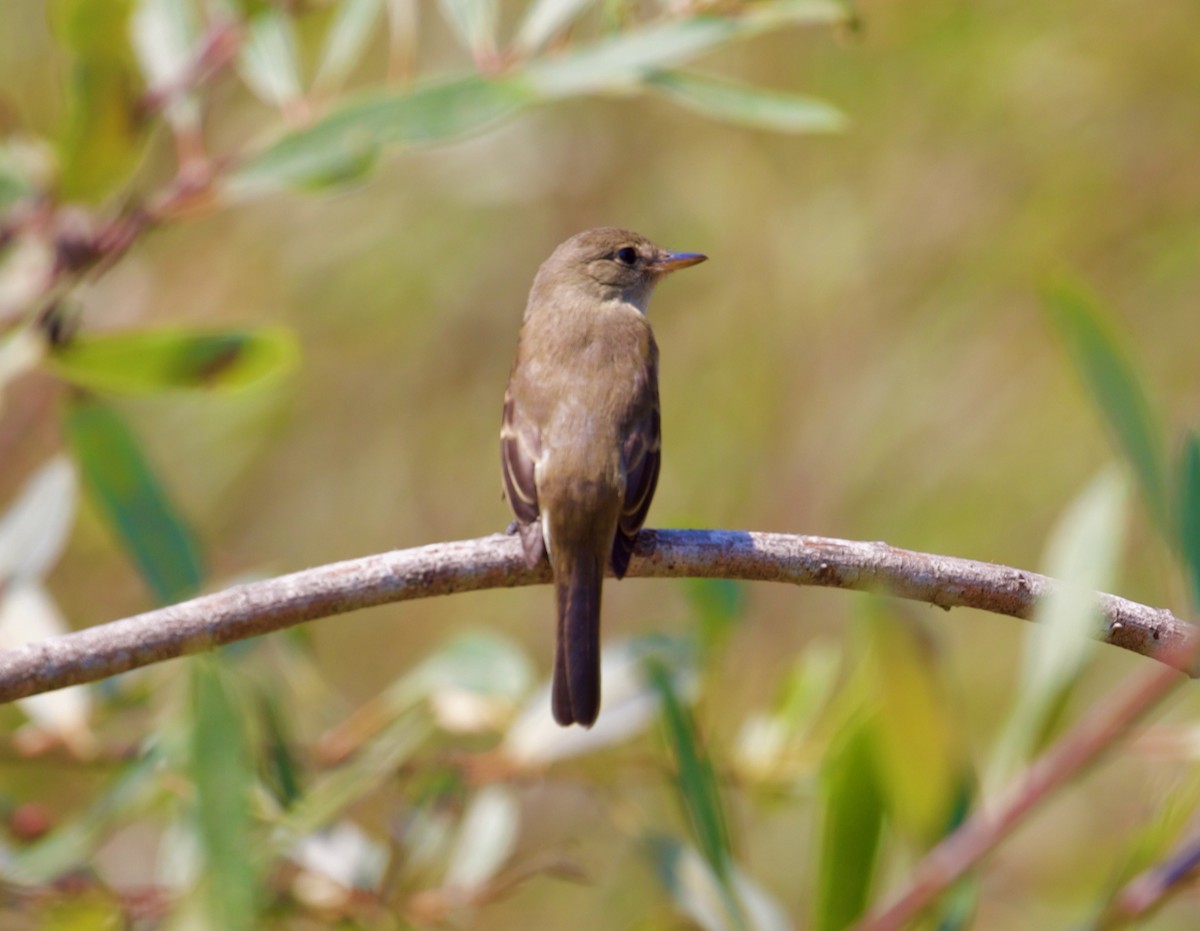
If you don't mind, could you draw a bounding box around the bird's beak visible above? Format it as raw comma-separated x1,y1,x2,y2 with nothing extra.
652,251,707,275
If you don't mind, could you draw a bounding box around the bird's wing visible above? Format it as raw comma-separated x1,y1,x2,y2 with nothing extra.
501,390,546,568
612,374,660,579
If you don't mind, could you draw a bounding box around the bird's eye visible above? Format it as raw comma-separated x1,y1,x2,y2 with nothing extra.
616,247,638,266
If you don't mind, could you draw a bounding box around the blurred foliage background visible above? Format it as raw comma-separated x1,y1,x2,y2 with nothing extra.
2,0,1200,927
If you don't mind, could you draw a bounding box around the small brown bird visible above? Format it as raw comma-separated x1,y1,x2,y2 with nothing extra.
501,228,706,727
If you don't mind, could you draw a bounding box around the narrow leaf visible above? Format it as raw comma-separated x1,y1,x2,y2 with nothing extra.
862,601,964,845
1179,434,1200,607
315,0,386,93
50,326,299,394
648,838,793,931
443,786,520,891
687,578,747,655
524,17,738,97
0,456,77,582
987,468,1127,793
226,75,532,198
815,714,884,931
53,0,147,202
1044,280,1169,535
131,0,202,131
238,8,304,111
0,582,95,753
437,0,497,59
513,0,599,56
58,57,148,201
523,1,847,97
190,657,259,930
647,70,846,134
645,656,741,928
64,396,204,604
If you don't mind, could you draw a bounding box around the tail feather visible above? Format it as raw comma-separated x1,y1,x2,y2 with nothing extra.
552,556,603,727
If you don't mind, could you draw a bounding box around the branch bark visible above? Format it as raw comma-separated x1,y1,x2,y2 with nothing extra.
0,529,1196,704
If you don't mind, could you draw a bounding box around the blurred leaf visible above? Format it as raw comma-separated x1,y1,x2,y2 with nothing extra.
0,581,95,753
513,0,598,56
0,455,76,582
190,657,260,930
64,396,204,604
443,785,520,891
49,326,299,394
987,468,1127,793
524,1,846,97
238,7,303,111
319,631,531,760
437,0,497,60
0,137,54,210
1179,434,1200,607
1044,280,1169,535
131,0,202,131
647,70,846,133
504,637,696,765
1098,771,1200,910
226,75,533,198
735,640,841,781
289,821,388,891
815,713,884,931
524,17,739,97
687,578,747,655
647,837,793,931
646,655,738,921
260,689,304,809
315,0,386,93
3,748,164,884
279,712,429,839
862,601,965,845
52,0,147,202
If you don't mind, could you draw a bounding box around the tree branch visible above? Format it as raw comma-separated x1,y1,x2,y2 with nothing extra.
0,529,1196,704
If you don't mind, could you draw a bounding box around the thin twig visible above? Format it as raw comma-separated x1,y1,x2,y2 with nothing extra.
853,657,1191,931
1097,831,1200,927
0,529,1196,704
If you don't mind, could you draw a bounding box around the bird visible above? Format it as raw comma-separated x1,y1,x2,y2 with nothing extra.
500,227,706,727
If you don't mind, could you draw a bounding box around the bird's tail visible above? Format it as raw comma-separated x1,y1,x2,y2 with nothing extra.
552,553,603,727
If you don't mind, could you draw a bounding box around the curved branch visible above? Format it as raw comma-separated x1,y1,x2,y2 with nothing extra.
0,529,1196,703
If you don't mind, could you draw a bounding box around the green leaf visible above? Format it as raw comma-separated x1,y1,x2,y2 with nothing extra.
513,0,599,56
226,75,533,198
1044,280,1170,535
238,8,304,111
524,17,739,97
647,70,846,133
645,657,742,926
862,601,965,845
315,0,386,93
687,578,747,655
987,468,1127,794
437,0,498,60
52,0,147,202
64,396,204,604
1179,434,1200,607
524,1,847,97
815,713,884,931
190,657,260,930
49,326,299,394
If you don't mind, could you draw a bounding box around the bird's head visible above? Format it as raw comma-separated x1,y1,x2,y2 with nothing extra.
532,227,706,312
